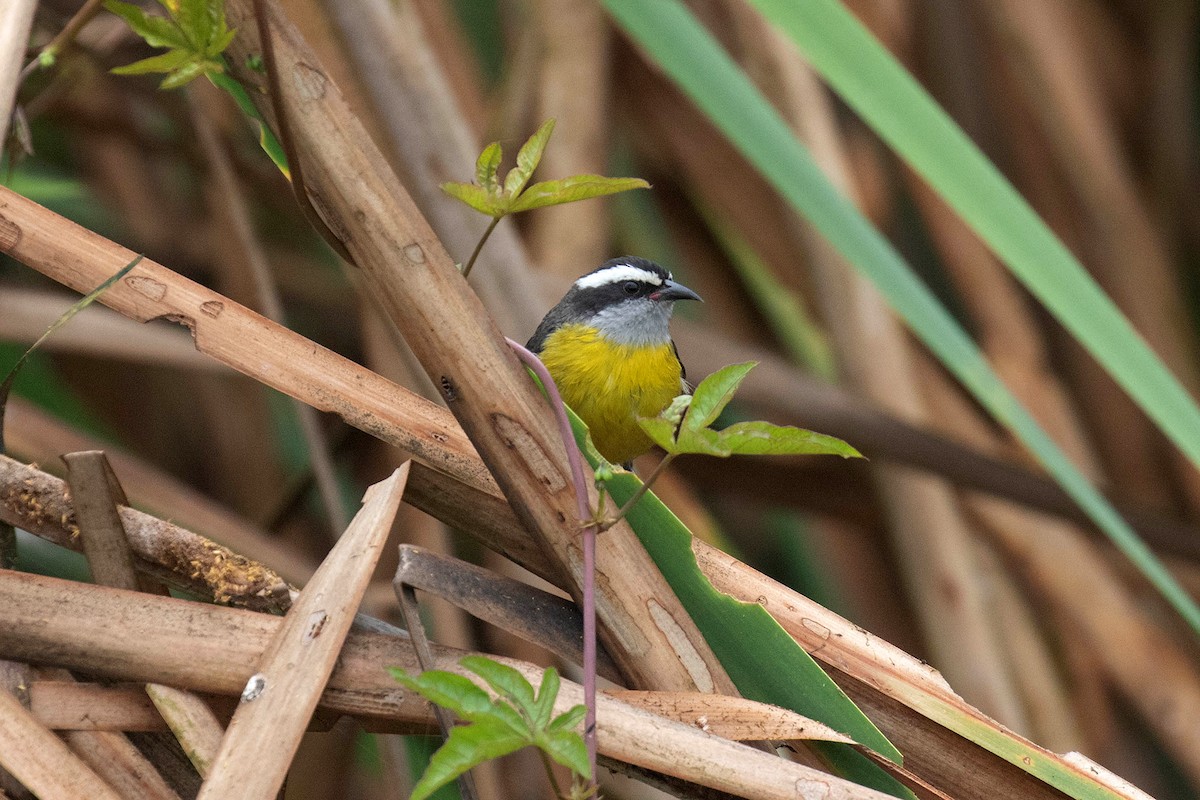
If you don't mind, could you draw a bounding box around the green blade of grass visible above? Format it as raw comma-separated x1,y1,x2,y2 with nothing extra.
753,0,1200,474
600,0,1200,644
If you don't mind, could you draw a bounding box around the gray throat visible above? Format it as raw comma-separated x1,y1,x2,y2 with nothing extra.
589,299,674,347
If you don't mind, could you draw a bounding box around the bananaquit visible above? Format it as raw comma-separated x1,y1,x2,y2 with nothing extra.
527,257,702,465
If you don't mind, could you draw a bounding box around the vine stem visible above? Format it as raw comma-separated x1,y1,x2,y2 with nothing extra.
505,338,599,786
462,216,501,278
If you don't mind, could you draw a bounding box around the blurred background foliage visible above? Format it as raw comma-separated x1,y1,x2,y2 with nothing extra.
3,0,1200,798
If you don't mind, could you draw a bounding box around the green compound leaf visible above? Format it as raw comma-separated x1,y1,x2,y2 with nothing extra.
392,659,590,794
475,142,503,192
505,118,556,197
410,718,529,800
507,175,651,213
638,362,862,458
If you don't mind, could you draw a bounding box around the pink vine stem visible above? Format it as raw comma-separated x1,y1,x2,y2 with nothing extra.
505,338,599,782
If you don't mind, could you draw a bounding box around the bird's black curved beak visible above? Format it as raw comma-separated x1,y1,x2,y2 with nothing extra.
652,279,703,303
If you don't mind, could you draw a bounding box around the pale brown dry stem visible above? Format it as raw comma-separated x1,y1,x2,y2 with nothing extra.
0,570,901,800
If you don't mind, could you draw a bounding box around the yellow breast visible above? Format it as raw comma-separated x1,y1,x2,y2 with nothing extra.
538,324,682,464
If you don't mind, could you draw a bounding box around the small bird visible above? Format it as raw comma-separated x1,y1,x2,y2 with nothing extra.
527,257,702,465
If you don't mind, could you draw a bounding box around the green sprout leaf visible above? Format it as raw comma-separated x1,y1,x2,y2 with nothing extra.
475,142,503,192
388,668,494,721
505,118,556,197
507,175,652,213
391,657,590,798
442,117,650,243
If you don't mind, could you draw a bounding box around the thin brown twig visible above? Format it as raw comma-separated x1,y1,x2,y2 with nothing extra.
19,0,107,83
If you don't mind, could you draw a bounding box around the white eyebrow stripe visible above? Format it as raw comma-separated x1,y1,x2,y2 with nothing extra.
574,264,666,290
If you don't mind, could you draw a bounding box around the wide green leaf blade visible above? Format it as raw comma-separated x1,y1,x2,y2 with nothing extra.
566,408,911,798
601,0,1200,643
637,415,681,452
754,0,1200,480
669,425,733,457
507,175,651,213
409,719,528,800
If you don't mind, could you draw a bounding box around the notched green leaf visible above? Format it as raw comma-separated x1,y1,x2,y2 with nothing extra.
540,728,591,778
685,361,757,431
507,175,651,213
461,655,536,710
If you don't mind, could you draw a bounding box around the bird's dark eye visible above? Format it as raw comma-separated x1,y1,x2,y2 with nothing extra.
622,281,640,295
